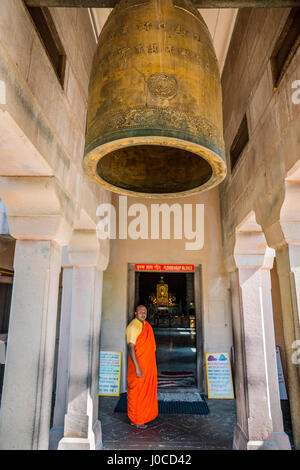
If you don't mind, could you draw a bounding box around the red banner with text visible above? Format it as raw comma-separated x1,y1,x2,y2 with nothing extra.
135,264,194,272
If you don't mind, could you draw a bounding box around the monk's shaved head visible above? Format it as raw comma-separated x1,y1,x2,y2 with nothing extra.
135,305,147,323
135,305,147,313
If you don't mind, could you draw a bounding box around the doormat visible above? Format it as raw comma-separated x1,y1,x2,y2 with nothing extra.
114,392,209,415
158,391,203,402
158,370,195,388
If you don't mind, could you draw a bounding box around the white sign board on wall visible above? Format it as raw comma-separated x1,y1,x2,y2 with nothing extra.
99,350,122,397
205,352,234,399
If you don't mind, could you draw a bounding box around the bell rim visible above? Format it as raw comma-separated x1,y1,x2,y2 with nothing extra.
83,134,227,198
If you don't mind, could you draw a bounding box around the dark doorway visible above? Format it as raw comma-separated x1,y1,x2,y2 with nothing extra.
135,271,197,388
0,270,13,404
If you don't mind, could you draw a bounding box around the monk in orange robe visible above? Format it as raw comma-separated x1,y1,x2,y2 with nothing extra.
126,305,158,429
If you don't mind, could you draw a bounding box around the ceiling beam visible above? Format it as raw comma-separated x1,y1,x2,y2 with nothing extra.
25,0,300,9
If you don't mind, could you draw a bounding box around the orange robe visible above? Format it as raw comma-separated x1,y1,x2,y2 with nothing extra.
127,320,158,425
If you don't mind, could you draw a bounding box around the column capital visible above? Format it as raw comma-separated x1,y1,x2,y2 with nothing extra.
0,176,77,245
234,231,275,271
224,211,275,272
261,181,300,249
68,229,109,271
264,220,300,250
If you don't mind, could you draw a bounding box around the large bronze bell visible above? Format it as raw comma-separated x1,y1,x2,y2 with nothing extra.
83,0,226,198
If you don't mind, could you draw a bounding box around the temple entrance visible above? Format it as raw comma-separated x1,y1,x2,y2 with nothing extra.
133,267,199,389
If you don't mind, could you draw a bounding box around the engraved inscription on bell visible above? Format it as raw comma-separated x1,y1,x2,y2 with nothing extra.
83,0,227,198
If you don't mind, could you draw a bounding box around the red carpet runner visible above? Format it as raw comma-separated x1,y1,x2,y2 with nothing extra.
158,371,195,388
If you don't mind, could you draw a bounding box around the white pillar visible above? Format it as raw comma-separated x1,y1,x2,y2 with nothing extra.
232,229,290,450
0,177,75,450
49,248,73,449
268,241,300,449
261,181,300,449
0,241,61,449
58,230,108,450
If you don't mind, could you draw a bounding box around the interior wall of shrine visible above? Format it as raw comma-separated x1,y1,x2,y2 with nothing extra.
100,189,233,393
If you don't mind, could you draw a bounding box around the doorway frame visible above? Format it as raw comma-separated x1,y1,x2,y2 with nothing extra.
127,263,204,391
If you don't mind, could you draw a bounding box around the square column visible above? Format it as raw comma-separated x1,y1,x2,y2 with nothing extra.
231,229,290,450
58,230,108,450
0,177,76,450
274,243,300,448
263,196,300,450
49,248,73,449
0,240,62,449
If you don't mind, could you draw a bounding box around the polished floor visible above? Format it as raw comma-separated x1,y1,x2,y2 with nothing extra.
99,394,237,450
154,327,197,376
154,327,197,387
98,396,294,450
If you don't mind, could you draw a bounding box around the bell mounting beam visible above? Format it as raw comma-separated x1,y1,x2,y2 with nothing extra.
24,0,300,8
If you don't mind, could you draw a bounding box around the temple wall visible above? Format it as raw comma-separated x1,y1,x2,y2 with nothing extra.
0,4,110,447
0,0,110,227
220,7,299,254
220,7,300,446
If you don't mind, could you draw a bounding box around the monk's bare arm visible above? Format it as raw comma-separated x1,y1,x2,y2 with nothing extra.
128,343,143,378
